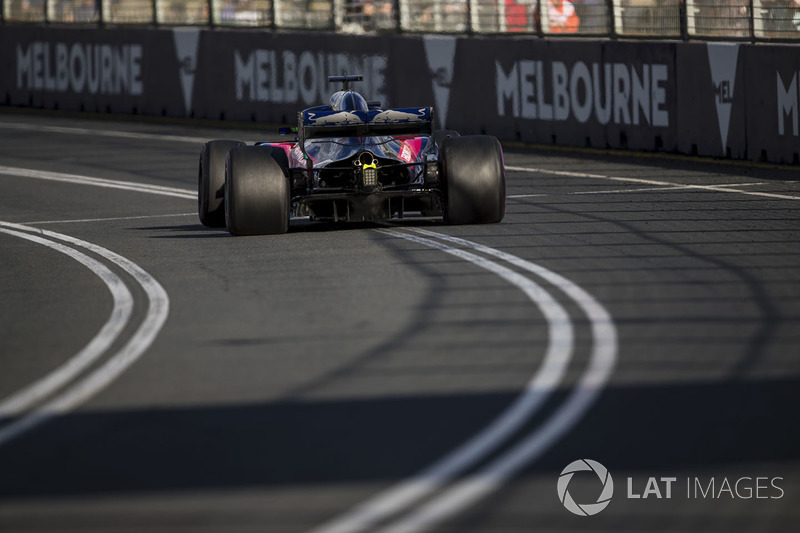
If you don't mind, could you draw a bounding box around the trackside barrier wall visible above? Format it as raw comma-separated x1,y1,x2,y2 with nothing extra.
1,27,799,164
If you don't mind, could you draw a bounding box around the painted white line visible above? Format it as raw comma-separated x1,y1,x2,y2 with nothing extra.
508,186,687,199
311,229,576,533
0,226,133,422
507,182,771,199
376,229,618,533
0,222,169,446
682,181,767,188
567,182,768,196
0,150,617,526
506,165,800,201
568,186,682,195
0,165,196,200
25,213,197,226
0,122,209,145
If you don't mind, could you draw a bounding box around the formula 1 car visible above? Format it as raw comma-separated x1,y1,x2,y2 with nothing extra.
198,75,505,235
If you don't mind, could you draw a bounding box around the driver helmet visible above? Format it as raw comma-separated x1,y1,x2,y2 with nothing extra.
330,90,368,112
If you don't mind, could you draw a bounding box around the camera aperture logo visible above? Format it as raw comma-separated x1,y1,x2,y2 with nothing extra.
558,459,785,516
557,459,614,516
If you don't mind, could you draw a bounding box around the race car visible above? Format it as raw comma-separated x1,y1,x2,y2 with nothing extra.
198,75,506,235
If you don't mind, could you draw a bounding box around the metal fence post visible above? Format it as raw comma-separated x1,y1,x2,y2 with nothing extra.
393,0,401,32
468,0,478,34
679,0,687,40
607,0,616,38
274,0,282,28
611,0,624,37
332,0,341,31
536,0,543,37
752,0,765,40
748,0,756,43
398,0,408,32
270,0,275,28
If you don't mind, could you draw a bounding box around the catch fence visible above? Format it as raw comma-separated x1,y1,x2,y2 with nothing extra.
3,0,800,41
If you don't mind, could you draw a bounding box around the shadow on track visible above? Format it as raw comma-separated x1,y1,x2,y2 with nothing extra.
135,217,445,239
0,377,798,500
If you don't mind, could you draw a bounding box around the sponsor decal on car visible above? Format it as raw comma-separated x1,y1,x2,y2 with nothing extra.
399,143,413,163
371,109,429,124
306,111,365,126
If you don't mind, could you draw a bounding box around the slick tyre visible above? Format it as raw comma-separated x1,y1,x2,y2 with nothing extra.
432,129,460,150
441,135,506,225
225,146,290,236
199,140,243,227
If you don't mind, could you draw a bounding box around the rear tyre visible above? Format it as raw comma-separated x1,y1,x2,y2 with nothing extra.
441,135,505,225
199,140,243,227
432,129,460,150
225,146,290,236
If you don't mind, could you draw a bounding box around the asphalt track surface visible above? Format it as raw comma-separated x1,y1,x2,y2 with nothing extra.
1,110,799,532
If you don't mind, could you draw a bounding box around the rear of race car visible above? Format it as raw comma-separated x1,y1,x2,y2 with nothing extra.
197,75,505,235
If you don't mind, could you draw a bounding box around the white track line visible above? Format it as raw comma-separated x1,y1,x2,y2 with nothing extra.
506,165,800,201
0,226,133,423
311,229,576,533
567,182,768,196
0,222,169,446
374,229,618,533
0,165,196,200
0,122,209,144
25,213,196,226
5,119,795,201
506,194,548,199
1,148,619,529
508,182,769,199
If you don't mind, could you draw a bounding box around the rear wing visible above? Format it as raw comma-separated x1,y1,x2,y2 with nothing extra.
300,107,434,142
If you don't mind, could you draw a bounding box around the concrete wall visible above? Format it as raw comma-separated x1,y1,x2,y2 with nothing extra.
2,27,798,164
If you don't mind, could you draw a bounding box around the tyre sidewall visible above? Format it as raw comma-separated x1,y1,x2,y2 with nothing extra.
199,140,243,227
442,136,506,225
225,146,290,236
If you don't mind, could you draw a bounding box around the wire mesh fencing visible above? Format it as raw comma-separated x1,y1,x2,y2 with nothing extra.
2,0,799,40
